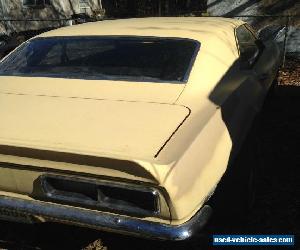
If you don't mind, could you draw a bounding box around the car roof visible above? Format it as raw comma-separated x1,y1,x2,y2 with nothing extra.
34,17,244,106
38,17,245,42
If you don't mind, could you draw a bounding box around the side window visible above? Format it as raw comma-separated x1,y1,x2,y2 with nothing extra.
39,43,63,65
236,25,261,69
244,24,259,39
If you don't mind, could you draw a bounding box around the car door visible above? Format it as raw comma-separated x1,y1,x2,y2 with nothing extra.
236,24,280,109
219,24,280,159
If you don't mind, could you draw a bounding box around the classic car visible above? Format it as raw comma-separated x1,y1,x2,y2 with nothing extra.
0,17,280,240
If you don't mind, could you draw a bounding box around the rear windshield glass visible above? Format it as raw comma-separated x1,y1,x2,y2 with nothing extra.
0,36,199,82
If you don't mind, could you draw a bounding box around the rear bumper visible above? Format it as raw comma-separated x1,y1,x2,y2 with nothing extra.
0,195,212,241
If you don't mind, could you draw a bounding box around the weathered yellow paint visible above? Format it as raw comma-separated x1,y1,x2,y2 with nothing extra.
0,17,246,224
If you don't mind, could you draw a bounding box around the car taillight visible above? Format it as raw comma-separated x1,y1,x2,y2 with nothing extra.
32,175,169,218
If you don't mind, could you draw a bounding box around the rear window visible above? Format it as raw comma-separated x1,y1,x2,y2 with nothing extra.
0,36,199,83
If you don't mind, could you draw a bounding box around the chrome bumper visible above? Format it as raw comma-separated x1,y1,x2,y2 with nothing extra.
0,195,212,241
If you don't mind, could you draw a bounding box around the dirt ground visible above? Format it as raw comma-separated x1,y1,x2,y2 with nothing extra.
278,57,300,86
0,60,299,250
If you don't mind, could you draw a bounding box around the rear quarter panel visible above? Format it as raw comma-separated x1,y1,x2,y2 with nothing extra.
162,109,232,224
157,23,280,223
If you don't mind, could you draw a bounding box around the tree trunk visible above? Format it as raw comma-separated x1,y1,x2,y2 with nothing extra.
165,0,169,15
98,0,102,9
186,0,191,10
127,0,136,17
68,0,76,15
158,0,162,16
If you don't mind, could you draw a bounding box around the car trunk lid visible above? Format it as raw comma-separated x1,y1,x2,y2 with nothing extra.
0,87,189,160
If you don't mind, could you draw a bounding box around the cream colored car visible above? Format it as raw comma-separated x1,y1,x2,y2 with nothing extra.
0,17,280,240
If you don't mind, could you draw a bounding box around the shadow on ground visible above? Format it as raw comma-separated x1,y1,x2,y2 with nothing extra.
0,85,299,250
